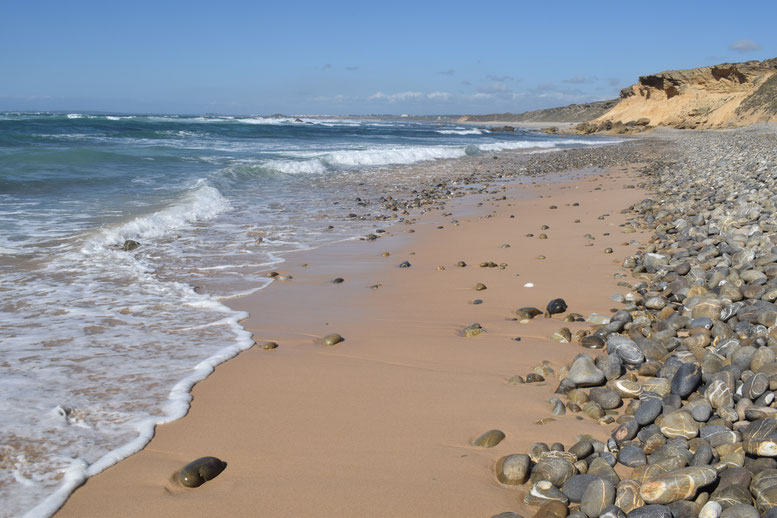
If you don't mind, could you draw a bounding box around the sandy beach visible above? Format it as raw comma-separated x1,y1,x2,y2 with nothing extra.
57,142,655,517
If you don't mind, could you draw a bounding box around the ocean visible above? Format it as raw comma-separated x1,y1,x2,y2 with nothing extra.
0,113,616,516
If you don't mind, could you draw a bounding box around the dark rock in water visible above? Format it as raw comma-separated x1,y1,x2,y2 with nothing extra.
618,445,647,467
546,298,568,316
473,429,505,447
321,333,344,346
179,456,227,488
122,239,140,251
331,277,344,284
561,473,601,503
398,260,411,268
626,505,672,518
496,454,530,485
670,362,701,397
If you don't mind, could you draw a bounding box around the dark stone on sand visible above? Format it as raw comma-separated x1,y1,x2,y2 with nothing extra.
321,333,344,346
331,277,344,284
398,260,411,268
670,362,701,398
517,307,544,320
546,298,568,316
635,398,663,426
530,457,576,487
491,513,523,518
561,473,601,503
261,341,279,350
496,453,531,485
581,335,605,349
581,478,616,518
473,429,505,447
617,445,647,467
179,456,226,488
589,388,622,409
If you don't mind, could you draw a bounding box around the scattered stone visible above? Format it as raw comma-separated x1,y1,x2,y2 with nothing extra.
496,454,531,485
546,299,568,317
473,429,505,448
463,323,484,337
179,457,226,488
321,334,344,346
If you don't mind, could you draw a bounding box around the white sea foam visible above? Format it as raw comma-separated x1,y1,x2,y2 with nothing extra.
85,180,230,249
435,128,483,135
262,158,328,175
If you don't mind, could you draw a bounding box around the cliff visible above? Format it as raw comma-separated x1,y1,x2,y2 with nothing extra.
589,58,777,130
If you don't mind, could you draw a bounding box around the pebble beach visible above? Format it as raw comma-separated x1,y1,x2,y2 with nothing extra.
55,123,777,518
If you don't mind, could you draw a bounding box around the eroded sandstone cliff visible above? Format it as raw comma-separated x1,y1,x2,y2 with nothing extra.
592,58,777,130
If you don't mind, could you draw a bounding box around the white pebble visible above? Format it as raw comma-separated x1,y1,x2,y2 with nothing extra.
523,282,534,288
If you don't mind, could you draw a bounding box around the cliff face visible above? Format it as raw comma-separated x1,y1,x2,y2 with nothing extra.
594,58,777,129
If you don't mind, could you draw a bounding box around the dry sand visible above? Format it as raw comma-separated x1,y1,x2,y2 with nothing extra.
58,164,649,517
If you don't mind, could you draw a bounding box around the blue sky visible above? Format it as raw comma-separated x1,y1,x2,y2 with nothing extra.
1,1,775,115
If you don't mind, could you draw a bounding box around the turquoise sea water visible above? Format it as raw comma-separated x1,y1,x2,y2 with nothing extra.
0,113,616,516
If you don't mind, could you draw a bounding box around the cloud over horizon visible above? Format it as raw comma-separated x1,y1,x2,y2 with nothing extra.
729,39,762,52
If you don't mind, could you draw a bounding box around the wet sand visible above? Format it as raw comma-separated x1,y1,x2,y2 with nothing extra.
58,162,650,517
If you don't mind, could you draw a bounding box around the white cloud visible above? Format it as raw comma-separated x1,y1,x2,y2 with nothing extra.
367,91,452,103
427,91,452,101
729,39,762,52
368,91,424,102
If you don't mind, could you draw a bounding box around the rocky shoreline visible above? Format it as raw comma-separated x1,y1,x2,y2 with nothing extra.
488,124,777,518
